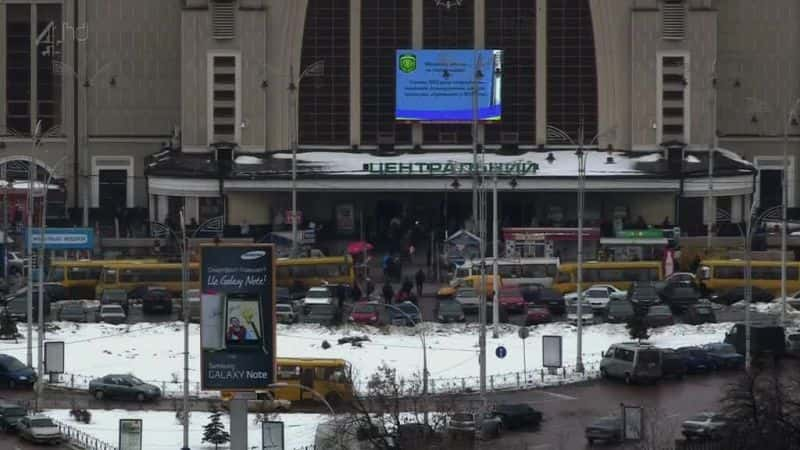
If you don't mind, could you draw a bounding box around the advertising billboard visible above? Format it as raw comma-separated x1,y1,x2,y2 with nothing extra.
200,244,275,391
27,227,94,250
542,335,563,368
396,49,503,122
118,419,143,450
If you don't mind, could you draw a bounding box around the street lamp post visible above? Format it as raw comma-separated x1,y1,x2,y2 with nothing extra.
575,143,586,374
26,120,43,368
288,61,324,258
179,210,189,450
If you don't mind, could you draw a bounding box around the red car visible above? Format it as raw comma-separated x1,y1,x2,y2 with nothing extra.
525,305,552,325
498,287,526,313
349,302,382,325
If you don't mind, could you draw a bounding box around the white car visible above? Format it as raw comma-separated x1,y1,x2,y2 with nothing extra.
98,304,127,324
566,300,595,325
565,284,627,303
455,287,481,312
584,287,612,310
302,286,334,306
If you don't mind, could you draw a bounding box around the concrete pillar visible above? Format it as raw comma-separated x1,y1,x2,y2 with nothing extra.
350,0,361,146
229,397,248,450
156,195,168,223
703,196,716,225
731,195,743,223
536,0,548,145
411,0,423,146
185,197,199,223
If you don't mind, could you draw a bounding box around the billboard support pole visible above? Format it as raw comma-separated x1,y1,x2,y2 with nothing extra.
229,394,248,450
180,210,189,450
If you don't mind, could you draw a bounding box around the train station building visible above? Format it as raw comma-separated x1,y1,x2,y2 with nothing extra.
0,0,796,248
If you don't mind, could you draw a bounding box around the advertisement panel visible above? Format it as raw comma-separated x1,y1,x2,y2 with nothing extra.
542,335,563,368
396,49,503,122
200,244,275,391
118,419,143,450
44,341,65,374
27,227,94,249
262,421,284,450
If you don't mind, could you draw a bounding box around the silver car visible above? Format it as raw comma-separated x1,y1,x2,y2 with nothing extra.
16,415,62,444
456,287,480,312
99,304,126,324
600,342,662,384
276,303,298,324
448,412,503,440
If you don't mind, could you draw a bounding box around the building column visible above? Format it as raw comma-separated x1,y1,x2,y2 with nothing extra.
703,196,716,225
185,197,199,223
411,0,423,146
536,0,548,145
730,195,743,223
349,0,361,147
156,195,168,224
149,195,156,223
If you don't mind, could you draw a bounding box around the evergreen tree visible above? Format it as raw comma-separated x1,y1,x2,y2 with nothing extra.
202,409,230,449
626,314,650,342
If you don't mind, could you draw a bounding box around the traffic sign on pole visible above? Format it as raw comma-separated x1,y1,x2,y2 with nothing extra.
495,345,507,359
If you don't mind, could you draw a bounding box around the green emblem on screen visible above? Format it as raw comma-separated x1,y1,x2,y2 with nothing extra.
399,54,417,73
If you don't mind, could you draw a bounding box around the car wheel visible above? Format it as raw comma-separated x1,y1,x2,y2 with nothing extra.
600,368,609,379
587,437,594,445
136,392,146,402
94,390,104,400
624,373,633,385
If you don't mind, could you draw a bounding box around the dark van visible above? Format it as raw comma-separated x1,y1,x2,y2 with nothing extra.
724,323,786,356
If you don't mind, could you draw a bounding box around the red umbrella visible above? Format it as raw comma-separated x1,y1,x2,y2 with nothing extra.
347,241,374,255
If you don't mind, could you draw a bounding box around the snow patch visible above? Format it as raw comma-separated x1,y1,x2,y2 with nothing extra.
235,155,264,165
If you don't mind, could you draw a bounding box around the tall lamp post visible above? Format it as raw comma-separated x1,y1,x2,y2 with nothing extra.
288,60,325,257
26,120,43,368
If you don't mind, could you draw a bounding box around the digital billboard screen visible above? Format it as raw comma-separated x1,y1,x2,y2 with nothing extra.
395,49,502,122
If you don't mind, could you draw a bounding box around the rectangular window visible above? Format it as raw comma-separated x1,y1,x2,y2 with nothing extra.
208,53,240,144
211,0,236,40
6,4,32,134
659,54,688,143
662,0,686,40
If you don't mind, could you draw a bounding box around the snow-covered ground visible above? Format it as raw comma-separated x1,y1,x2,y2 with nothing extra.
48,409,323,450
0,319,738,395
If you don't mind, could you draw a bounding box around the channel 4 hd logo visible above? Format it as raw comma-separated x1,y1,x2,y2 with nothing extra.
398,53,417,73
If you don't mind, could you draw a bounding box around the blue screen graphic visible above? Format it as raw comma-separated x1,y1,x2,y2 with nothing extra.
395,49,503,122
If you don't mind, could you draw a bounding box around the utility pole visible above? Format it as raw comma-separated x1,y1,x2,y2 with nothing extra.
707,61,717,251
492,175,499,338
472,53,482,232
26,120,42,368
575,123,586,374
1,163,7,281
180,210,190,450
289,65,298,258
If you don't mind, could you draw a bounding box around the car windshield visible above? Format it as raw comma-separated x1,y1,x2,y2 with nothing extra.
47,267,65,282
458,289,476,298
124,376,145,385
632,286,657,297
648,306,671,315
1,357,25,372
101,305,123,313
276,305,291,312
687,413,715,422
694,306,711,314
452,414,473,422
586,290,607,298
713,344,736,354
103,290,127,301
309,304,336,314
307,290,329,299
63,304,84,312
789,335,800,342
567,305,589,314
30,418,55,427
353,303,377,314
594,417,619,427
4,407,24,416
439,301,462,313
609,302,633,313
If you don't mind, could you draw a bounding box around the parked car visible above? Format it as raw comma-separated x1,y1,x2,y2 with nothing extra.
448,412,503,440
141,286,172,314
58,300,93,322
483,302,510,323
0,401,26,432
566,301,595,325
683,303,716,325
724,323,785,357
303,304,340,326
786,290,800,311
565,284,626,303
396,423,437,448
681,412,730,441
88,374,161,401
644,305,675,328
276,303,298,324
2,287,51,321
702,343,745,369
660,284,701,310
98,304,126,324
16,415,61,444
600,342,662,384
521,284,565,313
627,282,661,310
664,272,697,286
0,354,36,389
497,287,526,313
303,286,335,306
585,416,622,445
713,286,774,305
99,288,130,313
659,348,687,379
456,287,481,312
584,287,612,310
676,346,717,373
606,300,635,323
525,305,552,325
435,299,465,323
390,301,421,326
492,404,542,429
349,302,383,325
6,252,25,275
786,332,800,357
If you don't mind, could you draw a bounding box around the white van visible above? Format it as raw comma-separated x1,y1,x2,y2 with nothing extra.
600,342,662,384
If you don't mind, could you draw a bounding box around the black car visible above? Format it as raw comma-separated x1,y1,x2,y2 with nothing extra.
660,349,687,379
627,282,661,310
88,374,161,401
396,423,438,448
644,305,675,327
683,303,716,325
606,300,635,323
492,404,543,429
676,346,717,373
141,287,172,314
435,299,465,323
585,416,622,445
0,354,36,389
0,401,26,432
2,288,51,322
660,284,701,310
702,343,745,369
713,286,774,305
521,284,565,314
724,323,785,356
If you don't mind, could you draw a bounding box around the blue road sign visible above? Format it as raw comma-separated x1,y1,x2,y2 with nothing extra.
495,345,507,359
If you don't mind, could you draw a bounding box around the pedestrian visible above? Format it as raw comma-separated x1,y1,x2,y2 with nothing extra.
402,276,413,294
382,254,391,279
689,254,702,274
415,269,426,298
366,278,375,297
382,282,394,304
408,243,416,263
352,283,362,302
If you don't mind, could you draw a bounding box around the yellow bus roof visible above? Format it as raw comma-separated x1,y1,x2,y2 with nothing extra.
276,357,349,367
51,259,159,267
558,261,662,270
100,262,200,269
276,256,351,265
701,259,800,267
